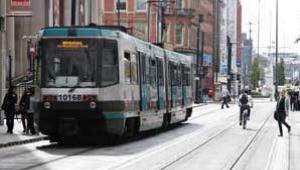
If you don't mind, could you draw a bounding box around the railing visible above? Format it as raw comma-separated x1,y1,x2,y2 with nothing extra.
164,8,195,17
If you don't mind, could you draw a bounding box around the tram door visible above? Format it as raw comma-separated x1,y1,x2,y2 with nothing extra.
149,57,158,111
138,52,158,111
138,52,147,111
157,58,165,110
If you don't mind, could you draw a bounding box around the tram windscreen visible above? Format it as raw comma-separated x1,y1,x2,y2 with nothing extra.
42,39,119,88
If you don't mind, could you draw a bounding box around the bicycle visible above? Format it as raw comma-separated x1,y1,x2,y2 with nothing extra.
241,106,249,129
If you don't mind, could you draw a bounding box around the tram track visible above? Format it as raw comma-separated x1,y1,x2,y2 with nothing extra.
158,107,273,170
0,105,222,170
228,111,273,169
109,113,238,170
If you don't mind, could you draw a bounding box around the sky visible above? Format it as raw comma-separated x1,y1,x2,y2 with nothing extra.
241,0,300,55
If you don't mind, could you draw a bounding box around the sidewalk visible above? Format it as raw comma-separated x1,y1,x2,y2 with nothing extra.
0,119,47,148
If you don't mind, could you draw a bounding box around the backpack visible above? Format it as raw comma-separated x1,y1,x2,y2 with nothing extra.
240,94,248,105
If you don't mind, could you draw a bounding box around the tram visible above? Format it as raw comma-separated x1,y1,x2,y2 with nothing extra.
36,26,194,142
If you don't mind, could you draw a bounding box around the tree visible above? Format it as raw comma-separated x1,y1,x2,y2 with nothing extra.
278,58,285,85
260,66,265,83
251,57,260,89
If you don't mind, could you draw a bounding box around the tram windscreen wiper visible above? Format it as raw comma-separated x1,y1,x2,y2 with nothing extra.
68,79,81,93
68,85,80,93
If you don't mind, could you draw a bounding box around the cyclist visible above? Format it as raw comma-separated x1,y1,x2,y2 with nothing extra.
239,89,253,125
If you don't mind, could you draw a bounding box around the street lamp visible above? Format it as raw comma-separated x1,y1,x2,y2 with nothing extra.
275,0,279,99
257,0,261,59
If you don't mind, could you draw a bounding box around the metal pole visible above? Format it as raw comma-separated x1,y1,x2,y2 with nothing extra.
257,0,261,59
71,0,76,25
200,31,205,102
147,1,151,42
156,1,160,43
32,54,35,86
8,52,12,88
275,0,279,99
227,36,232,92
161,4,165,43
196,14,204,103
89,0,93,24
195,22,200,103
117,0,121,26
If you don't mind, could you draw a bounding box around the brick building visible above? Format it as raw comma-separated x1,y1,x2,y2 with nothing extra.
102,0,215,91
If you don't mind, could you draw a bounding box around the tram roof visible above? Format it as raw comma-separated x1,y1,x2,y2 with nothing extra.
40,26,126,37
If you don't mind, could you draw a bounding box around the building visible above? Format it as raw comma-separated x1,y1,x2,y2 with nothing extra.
0,0,102,103
102,0,215,93
242,33,253,88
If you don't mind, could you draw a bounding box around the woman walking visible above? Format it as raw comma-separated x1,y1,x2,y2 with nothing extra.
275,90,291,137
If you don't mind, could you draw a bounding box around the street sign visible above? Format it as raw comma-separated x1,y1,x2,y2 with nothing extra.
9,0,32,16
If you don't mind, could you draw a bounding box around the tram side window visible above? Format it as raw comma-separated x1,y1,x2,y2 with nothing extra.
101,40,118,87
131,53,138,84
139,52,149,84
124,52,131,84
150,58,157,87
170,62,177,86
124,52,138,85
177,64,182,86
158,59,164,86
145,56,151,84
183,66,191,86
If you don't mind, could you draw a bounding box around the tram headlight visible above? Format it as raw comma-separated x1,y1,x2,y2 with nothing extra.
43,102,51,109
89,101,97,109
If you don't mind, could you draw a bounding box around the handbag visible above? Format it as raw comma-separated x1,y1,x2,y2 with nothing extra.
274,110,279,121
227,95,231,102
274,99,280,121
1,103,7,111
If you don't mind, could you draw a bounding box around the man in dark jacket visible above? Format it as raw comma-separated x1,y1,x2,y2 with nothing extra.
1,86,17,134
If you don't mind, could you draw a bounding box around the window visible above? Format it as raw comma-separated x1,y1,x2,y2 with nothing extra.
176,24,183,45
124,52,131,83
170,62,178,86
176,0,183,9
163,24,171,43
116,0,127,11
134,22,147,35
150,58,157,87
158,59,164,86
131,54,138,84
182,66,191,86
136,0,147,11
101,40,119,87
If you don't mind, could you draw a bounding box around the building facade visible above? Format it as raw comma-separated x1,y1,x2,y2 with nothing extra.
0,0,103,103
242,33,253,88
102,0,215,92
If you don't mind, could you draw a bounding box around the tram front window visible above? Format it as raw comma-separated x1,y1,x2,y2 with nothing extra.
42,39,119,88
45,50,97,88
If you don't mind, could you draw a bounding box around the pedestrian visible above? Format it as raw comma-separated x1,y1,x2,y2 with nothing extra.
274,90,291,137
289,90,295,112
1,86,18,134
19,89,30,133
221,86,230,109
26,88,36,135
203,88,209,103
